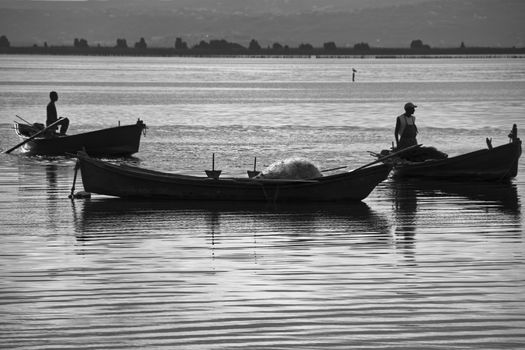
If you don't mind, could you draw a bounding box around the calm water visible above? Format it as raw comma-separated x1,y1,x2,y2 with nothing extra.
1,55,525,349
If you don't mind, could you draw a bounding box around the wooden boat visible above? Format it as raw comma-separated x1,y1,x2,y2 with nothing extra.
379,126,521,181
75,152,392,202
13,119,146,156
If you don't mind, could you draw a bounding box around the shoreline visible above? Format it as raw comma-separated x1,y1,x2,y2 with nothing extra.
2,46,525,59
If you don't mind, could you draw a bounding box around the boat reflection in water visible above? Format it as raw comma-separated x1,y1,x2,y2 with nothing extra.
379,177,522,263
395,178,519,213
385,178,521,236
72,176,521,256
73,199,394,253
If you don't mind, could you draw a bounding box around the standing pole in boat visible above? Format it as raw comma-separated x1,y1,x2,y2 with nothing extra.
205,153,221,179
4,118,66,154
247,157,260,178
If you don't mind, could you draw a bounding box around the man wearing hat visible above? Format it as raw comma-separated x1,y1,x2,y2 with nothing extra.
395,102,418,149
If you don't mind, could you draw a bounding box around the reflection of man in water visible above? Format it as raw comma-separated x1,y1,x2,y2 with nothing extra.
392,182,417,264
395,102,418,149
46,91,69,135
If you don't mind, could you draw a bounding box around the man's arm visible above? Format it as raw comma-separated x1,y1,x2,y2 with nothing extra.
394,117,400,145
46,103,57,126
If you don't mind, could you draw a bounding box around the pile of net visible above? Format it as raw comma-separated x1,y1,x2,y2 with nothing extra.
399,146,448,162
256,157,323,179
379,146,448,162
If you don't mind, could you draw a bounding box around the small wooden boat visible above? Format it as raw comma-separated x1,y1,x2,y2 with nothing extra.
75,152,392,202
13,119,146,156
377,126,521,182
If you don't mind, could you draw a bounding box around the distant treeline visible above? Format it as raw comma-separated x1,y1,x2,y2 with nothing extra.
1,35,524,57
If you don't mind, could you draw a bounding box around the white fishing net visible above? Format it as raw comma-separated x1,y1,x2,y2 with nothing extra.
257,157,323,179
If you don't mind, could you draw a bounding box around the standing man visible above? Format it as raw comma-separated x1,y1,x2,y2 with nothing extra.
47,91,69,135
395,102,418,149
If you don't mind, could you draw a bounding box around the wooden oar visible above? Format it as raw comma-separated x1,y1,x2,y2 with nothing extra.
351,144,422,172
4,118,66,154
322,144,422,173
15,115,33,126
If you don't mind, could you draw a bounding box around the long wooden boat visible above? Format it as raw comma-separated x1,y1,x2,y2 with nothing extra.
14,119,146,156
385,130,521,181
76,152,392,202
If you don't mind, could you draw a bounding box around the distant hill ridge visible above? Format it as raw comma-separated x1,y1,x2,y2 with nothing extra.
1,0,523,48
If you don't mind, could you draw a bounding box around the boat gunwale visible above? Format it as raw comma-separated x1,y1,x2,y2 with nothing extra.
14,121,144,141
79,153,391,188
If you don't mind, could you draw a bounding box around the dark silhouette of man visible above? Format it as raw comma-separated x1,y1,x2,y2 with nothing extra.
395,102,418,149
46,91,69,135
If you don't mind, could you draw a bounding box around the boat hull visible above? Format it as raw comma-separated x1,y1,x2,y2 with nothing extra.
77,154,391,202
393,140,521,181
15,121,146,156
